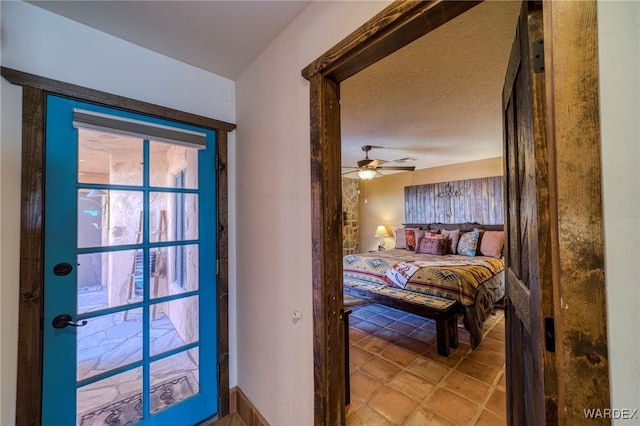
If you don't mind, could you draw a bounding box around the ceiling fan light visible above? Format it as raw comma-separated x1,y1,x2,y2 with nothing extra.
357,169,377,180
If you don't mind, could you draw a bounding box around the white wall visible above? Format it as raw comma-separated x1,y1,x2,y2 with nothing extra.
234,1,391,424
0,2,237,425
0,73,22,426
598,0,640,422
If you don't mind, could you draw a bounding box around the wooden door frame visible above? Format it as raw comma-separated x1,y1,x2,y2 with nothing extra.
303,0,609,424
543,2,610,422
1,67,235,426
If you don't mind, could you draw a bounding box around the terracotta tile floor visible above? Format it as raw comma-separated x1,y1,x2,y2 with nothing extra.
346,301,505,426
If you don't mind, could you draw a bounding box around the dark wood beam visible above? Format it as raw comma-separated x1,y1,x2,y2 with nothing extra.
302,0,481,82
309,73,345,426
16,87,46,426
216,131,230,417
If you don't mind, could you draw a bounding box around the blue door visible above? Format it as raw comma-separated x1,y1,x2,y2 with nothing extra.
42,95,217,425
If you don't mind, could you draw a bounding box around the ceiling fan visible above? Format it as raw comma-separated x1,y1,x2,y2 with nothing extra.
343,145,416,180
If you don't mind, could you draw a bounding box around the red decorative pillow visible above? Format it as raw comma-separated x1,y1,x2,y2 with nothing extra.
417,235,448,255
405,228,417,251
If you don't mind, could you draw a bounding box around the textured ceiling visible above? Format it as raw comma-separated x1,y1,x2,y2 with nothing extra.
341,1,521,176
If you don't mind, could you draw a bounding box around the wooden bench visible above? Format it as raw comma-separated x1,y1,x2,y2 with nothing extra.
344,279,462,356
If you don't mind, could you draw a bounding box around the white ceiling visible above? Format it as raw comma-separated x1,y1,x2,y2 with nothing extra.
28,0,312,80
29,0,521,176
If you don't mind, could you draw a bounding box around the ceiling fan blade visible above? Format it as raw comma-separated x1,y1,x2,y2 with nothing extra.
367,159,387,168
377,165,416,171
356,158,373,168
342,166,358,169
357,159,387,168
342,170,359,176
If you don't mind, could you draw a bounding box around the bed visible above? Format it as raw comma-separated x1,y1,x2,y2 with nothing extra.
343,223,505,349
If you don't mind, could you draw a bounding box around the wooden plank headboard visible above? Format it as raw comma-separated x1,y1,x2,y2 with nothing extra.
404,176,504,224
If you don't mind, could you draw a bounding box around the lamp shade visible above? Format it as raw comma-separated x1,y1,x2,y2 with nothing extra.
374,225,391,238
357,169,377,180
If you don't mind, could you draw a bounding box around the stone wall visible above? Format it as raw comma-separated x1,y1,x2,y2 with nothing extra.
342,178,359,255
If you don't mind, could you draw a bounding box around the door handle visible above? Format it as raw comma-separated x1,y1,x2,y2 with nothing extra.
52,314,87,329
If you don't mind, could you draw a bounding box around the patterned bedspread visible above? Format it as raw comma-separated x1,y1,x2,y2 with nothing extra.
343,249,504,306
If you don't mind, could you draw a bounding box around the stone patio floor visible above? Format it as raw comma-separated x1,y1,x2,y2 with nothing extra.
75,287,199,423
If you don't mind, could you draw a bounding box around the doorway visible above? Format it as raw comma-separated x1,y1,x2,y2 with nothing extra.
304,1,609,424
5,69,235,425
42,95,217,425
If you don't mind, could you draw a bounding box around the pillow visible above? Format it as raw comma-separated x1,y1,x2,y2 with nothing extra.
395,227,407,249
441,229,460,254
404,228,424,251
404,228,416,251
417,234,448,255
457,230,480,257
404,229,426,251
479,230,505,258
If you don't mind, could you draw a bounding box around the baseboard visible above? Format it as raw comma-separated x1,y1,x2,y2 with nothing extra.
235,387,270,426
229,387,237,414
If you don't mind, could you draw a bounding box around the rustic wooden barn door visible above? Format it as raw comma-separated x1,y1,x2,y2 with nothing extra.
502,2,557,425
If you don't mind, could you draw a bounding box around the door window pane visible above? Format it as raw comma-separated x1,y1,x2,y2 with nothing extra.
78,250,135,313
78,190,143,248
149,349,199,414
77,367,142,426
149,140,198,189
77,310,142,381
149,192,198,242
78,190,106,248
150,296,199,356
78,128,143,186
148,245,199,299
